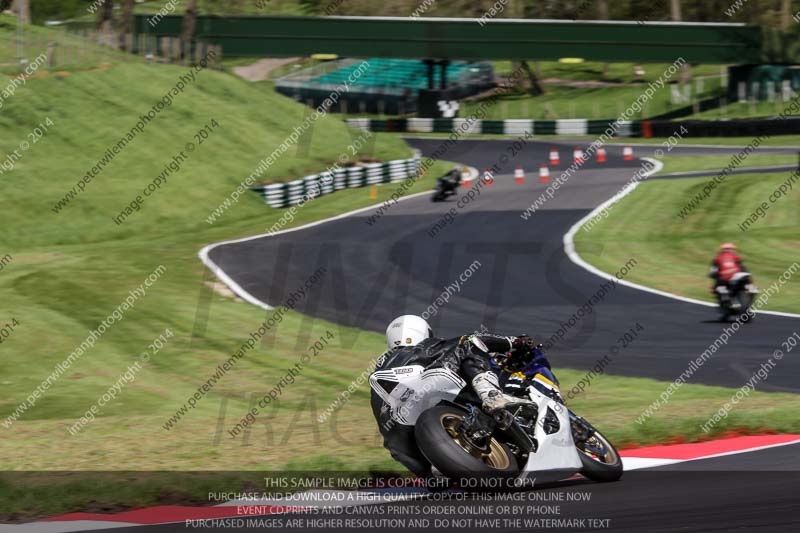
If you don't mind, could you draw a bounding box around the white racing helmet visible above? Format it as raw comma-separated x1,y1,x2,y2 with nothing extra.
386,315,433,350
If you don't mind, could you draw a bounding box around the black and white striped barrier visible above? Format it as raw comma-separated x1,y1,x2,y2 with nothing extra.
249,153,421,208
346,118,637,136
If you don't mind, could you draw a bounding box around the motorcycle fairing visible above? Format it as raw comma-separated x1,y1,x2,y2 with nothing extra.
370,365,466,426
522,377,583,476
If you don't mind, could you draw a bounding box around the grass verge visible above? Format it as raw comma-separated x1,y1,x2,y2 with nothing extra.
574,171,800,312
657,154,798,174
396,132,800,147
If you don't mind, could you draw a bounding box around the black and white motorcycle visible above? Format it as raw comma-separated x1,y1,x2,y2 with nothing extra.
369,365,623,487
716,272,759,321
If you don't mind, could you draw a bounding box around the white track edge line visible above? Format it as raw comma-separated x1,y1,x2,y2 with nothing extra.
563,157,800,319
402,137,800,151
29,438,800,527
36,439,800,526
198,167,479,311
676,436,800,464
657,164,794,177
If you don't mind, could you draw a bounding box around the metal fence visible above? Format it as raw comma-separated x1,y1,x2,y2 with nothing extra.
0,26,221,73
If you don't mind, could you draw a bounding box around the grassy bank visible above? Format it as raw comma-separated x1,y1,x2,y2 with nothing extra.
395,133,800,147
658,154,798,174
574,170,800,312
0,46,448,516
444,83,717,122
615,136,800,147
0,23,426,474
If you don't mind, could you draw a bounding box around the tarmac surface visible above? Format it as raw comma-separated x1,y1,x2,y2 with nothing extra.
206,138,800,391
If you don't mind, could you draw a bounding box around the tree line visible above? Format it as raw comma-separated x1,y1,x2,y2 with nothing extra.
3,1,799,28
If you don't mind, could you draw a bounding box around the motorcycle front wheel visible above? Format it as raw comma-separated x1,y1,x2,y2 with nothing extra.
572,416,623,482
415,405,520,481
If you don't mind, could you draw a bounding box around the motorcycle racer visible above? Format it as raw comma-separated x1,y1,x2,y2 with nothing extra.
709,243,748,305
432,166,463,202
442,165,464,185
370,314,554,477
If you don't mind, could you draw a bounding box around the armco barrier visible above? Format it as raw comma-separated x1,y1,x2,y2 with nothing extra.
249,153,420,208
346,118,639,137
348,116,799,138
644,118,800,138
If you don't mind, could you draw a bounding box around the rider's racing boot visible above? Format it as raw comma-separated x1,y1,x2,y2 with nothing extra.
472,372,532,412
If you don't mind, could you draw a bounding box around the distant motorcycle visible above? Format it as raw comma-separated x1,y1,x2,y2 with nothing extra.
432,171,462,202
716,272,759,321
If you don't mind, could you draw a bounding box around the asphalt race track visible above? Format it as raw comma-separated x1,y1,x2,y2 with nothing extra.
29,140,800,533
98,441,800,533
205,138,800,392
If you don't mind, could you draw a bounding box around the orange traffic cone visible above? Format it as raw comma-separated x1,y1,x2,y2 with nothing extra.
623,145,634,161
539,165,550,183
549,148,560,166
514,166,525,184
597,146,607,163
483,169,494,186
573,147,584,164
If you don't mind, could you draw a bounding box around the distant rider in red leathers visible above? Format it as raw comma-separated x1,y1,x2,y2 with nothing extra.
709,243,747,305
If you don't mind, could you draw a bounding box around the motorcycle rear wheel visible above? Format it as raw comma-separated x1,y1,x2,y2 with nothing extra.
415,405,520,481
736,291,754,319
721,291,755,322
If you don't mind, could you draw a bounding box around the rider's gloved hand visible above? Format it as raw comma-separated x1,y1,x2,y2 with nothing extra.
518,347,559,385
512,335,536,353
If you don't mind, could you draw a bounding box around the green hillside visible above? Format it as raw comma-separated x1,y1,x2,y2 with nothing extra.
0,21,434,480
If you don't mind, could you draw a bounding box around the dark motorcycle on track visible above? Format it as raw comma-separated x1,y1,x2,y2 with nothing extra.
716,272,759,321
431,168,463,202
